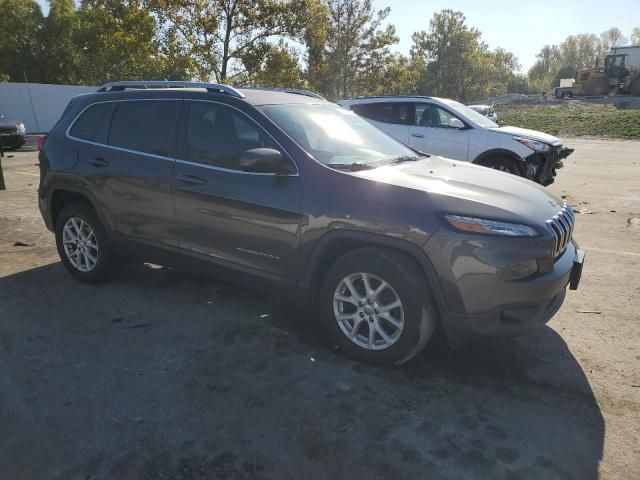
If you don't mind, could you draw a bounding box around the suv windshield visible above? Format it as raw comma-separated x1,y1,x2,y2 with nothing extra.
442,99,498,128
260,104,419,166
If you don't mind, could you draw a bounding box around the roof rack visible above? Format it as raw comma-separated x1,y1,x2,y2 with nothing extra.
239,86,326,100
96,81,245,98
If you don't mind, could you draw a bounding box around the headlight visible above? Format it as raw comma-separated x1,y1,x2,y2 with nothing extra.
444,215,538,237
17,123,26,134
513,137,550,152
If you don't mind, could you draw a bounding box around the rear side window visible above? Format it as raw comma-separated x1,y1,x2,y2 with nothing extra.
69,102,116,143
351,103,412,125
108,101,179,157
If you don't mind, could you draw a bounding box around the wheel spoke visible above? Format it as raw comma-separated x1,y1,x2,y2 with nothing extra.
374,322,392,344
378,311,402,328
373,280,388,298
368,324,376,348
336,312,358,323
378,299,401,313
350,318,364,339
85,249,97,264
343,277,362,300
362,273,374,297
335,294,359,306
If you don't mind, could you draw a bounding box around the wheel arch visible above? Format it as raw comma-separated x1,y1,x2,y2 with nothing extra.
49,185,111,233
298,230,448,316
473,149,525,174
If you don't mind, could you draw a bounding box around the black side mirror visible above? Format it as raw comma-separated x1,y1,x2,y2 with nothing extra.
240,148,290,174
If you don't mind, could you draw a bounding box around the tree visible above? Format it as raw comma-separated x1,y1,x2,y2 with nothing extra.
0,0,44,82
306,0,398,99
242,41,305,88
600,27,628,51
40,0,78,84
629,27,640,46
148,0,318,83
411,10,514,101
74,0,182,85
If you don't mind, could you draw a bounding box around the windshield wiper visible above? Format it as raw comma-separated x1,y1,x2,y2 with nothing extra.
390,155,422,164
326,162,375,171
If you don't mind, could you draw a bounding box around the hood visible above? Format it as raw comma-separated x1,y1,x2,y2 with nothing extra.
352,156,565,226
489,125,561,146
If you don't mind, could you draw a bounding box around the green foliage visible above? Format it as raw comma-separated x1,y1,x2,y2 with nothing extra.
74,0,182,85
305,0,398,99
498,104,640,139
410,10,519,101
148,0,319,83
0,0,44,82
40,0,78,83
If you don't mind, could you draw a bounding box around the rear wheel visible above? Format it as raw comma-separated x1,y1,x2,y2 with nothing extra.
480,155,522,176
318,248,437,365
55,203,115,283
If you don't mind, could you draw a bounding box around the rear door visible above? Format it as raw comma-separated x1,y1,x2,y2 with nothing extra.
69,99,181,248
409,103,470,160
350,102,412,145
171,100,303,281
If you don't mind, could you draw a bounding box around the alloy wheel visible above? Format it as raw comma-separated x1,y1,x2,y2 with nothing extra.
333,272,404,350
62,216,99,272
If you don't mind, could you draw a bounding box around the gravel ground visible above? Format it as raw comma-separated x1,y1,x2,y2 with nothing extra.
0,139,638,480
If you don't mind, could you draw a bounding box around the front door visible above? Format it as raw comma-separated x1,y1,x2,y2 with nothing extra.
171,100,303,280
409,103,470,160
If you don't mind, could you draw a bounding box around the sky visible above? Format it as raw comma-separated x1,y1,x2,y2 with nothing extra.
374,0,640,71
36,0,639,73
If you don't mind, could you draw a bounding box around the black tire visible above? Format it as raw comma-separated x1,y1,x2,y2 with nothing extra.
480,155,522,176
318,247,437,365
55,203,115,283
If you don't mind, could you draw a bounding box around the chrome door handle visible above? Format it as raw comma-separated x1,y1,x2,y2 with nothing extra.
177,174,206,186
411,133,425,138
88,157,109,167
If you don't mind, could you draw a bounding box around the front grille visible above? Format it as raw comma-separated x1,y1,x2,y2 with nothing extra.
546,203,575,258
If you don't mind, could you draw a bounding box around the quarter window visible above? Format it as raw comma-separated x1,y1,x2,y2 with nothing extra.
184,102,278,170
69,102,116,143
351,103,412,125
108,101,179,157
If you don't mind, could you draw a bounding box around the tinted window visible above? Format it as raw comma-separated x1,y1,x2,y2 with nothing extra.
108,101,179,157
415,104,460,128
351,103,411,125
69,102,116,143
185,102,278,170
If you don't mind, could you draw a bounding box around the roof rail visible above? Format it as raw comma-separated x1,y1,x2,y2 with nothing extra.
96,81,245,98
239,86,326,100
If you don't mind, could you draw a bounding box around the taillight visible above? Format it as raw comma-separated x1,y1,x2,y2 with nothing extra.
37,135,47,151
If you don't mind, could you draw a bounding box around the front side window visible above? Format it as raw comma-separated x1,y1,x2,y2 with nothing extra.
69,102,116,143
260,103,418,166
184,102,279,170
415,104,457,128
108,101,179,157
351,103,411,125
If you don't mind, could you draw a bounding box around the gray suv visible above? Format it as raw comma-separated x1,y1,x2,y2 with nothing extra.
38,81,584,365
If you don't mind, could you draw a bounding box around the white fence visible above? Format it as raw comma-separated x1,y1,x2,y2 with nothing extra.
0,83,97,133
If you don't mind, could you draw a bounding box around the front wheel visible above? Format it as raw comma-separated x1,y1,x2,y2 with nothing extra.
480,156,522,176
55,203,115,283
318,248,437,365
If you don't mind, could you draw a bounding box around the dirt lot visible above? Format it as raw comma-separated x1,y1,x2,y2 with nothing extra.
1,139,638,480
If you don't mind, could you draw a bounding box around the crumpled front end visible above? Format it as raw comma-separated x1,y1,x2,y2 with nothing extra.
525,146,574,186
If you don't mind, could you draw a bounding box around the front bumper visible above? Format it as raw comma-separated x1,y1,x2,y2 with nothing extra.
430,238,584,347
527,146,574,186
